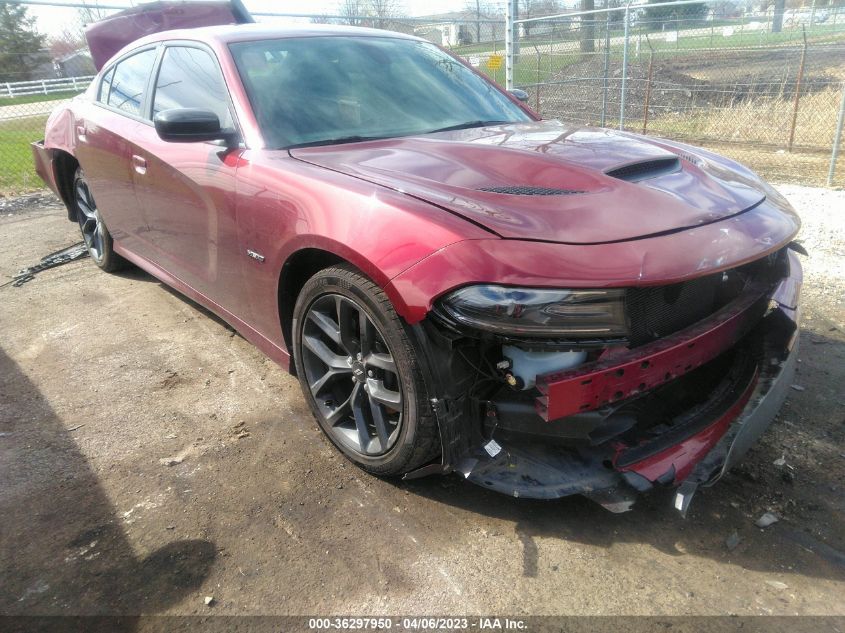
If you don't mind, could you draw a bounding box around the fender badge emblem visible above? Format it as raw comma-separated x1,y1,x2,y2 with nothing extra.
246,249,265,263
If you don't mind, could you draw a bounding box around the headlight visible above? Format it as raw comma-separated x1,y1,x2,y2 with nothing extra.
437,285,628,338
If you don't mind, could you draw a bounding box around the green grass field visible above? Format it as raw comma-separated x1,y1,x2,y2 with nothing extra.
0,115,48,194
0,90,83,107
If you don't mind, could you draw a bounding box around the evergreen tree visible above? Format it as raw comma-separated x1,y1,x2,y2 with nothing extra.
0,4,48,82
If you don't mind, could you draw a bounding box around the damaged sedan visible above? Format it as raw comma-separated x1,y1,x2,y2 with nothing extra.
32,15,802,513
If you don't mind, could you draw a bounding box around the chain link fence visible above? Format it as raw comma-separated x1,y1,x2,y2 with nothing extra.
2,0,845,192
508,3,845,187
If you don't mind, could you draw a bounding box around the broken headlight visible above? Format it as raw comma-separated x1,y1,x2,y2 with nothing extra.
438,285,628,338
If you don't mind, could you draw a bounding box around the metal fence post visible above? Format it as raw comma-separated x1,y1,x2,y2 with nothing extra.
601,13,611,127
642,36,655,135
505,0,515,90
5,82,11,98
619,4,631,130
827,81,845,186
787,27,808,152
533,44,541,115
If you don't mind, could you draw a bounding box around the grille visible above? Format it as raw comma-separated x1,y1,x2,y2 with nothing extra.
606,157,681,182
626,248,787,347
626,272,730,347
477,186,584,196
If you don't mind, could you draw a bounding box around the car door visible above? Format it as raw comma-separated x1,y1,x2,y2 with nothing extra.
74,46,159,249
130,43,244,309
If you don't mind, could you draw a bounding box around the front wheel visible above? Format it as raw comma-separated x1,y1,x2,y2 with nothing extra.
292,265,439,476
72,167,126,272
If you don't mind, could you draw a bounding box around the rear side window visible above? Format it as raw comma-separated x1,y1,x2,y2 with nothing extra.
152,46,233,129
98,67,114,102
106,48,157,116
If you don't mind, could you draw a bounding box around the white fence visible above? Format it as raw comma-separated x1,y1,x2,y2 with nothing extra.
3,75,94,99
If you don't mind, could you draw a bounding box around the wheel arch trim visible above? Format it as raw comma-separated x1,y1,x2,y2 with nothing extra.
275,237,409,369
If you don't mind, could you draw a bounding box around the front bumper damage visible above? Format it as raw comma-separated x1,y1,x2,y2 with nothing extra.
408,250,802,514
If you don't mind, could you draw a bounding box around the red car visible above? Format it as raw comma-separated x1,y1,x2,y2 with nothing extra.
32,17,802,514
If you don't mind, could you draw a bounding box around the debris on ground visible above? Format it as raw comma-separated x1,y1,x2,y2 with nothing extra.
725,531,741,551
765,580,789,590
0,192,62,214
1,243,89,289
790,384,806,392
204,596,215,606
756,512,780,528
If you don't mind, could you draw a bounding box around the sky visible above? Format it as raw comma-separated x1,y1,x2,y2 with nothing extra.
28,0,502,37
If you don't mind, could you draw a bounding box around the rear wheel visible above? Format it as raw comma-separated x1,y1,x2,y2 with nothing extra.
292,265,439,475
72,167,126,272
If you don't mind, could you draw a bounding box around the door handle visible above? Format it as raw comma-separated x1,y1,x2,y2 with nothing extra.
131,154,147,175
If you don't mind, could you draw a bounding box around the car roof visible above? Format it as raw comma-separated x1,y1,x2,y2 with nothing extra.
130,23,423,49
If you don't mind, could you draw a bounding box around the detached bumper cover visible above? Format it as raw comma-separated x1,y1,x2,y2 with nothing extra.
31,141,60,198
461,252,802,511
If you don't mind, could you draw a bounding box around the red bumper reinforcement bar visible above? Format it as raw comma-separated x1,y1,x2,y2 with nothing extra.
535,286,769,422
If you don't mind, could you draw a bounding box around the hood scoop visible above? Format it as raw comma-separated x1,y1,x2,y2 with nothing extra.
291,120,769,244
606,157,681,182
477,185,585,196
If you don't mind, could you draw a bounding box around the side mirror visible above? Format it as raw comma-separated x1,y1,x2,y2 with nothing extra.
509,89,530,103
154,108,235,143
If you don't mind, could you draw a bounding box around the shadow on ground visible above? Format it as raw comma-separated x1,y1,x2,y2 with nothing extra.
0,348,216,628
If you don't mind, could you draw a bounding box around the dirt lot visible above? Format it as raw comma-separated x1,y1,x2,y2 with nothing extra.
0,186,844,622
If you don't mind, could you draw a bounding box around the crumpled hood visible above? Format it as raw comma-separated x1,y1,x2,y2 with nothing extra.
290,120,770,244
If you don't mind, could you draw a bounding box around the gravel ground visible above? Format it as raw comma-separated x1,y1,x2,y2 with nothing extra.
0,185,843,622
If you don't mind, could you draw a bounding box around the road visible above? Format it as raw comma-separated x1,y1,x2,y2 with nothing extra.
0,187,843,624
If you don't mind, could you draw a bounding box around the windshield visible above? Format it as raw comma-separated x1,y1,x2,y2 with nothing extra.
229,36,531,148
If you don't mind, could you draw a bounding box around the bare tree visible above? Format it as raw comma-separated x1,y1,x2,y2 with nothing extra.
772,0,786,32
370,0,404,29
49,28,87,58
465,0,498,43
337,0,366,26
519,0,561,38
580,0,595,53
78,1,109,26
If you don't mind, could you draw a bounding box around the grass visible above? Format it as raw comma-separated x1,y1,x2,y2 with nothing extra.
680,139,837,187
0,90,83,107
0,115,48,194
450,20,845,58
645,88,841,149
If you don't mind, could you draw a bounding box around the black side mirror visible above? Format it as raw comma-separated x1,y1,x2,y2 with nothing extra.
154,108,236,143
509,89,530,103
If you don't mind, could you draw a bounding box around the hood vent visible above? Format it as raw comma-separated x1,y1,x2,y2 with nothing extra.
606,157,681,182
676,151,703,167
478,186,584,196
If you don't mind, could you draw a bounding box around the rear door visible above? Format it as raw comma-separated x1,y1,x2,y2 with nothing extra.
74,46,159,249
130,43,244,309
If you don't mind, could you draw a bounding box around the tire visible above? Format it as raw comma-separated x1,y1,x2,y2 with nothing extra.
292,264,439,476
72,167,127,273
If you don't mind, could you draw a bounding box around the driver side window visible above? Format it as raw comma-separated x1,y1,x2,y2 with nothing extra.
152,46,234,130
